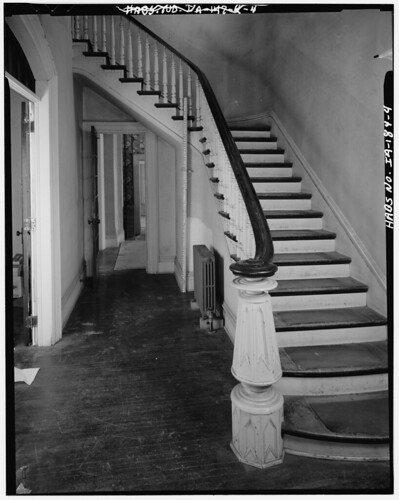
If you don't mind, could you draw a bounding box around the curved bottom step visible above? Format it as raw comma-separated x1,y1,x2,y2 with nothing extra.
282,392,390,461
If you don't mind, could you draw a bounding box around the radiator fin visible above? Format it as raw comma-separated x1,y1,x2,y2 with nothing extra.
193,245,216,316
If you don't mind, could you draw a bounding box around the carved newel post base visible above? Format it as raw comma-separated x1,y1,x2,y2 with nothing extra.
230,276,284,469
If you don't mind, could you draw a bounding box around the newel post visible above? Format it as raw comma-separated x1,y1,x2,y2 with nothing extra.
230,264,284,468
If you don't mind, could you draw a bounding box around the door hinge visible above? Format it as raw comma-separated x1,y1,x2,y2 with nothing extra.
25,316,38,329
24,218,36,232
23,116,35,133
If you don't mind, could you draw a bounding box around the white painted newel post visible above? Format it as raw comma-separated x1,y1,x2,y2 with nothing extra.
230,276,284,468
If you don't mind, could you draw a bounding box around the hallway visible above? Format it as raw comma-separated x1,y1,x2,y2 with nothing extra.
12,269,391,494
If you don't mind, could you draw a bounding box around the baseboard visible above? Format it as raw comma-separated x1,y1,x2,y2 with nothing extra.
266,111,387,314
222,300,236,344
105,236,118,248
158,257,175,274
61,261,85,328
116,230,124,246
174,258,194,292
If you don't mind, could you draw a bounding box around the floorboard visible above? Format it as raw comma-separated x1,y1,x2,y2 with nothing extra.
12,270,391,494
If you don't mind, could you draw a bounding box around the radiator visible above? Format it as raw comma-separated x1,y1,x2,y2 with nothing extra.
193,245,216,316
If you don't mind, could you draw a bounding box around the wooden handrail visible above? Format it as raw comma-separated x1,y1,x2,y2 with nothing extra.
125,16,277,278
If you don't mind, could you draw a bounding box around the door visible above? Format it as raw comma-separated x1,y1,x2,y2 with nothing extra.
88,126,101,285
20,100,34,345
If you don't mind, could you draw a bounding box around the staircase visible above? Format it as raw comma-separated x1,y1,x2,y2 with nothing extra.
72,15,390,463
230,125,389,460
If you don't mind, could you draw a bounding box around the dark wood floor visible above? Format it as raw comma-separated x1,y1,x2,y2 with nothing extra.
12,269,392,494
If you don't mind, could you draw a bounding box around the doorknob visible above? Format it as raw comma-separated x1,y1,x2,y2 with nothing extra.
88,218,101,225
16,230,22,236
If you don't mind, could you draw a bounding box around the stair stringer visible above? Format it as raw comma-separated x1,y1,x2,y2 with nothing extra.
265,111,387,317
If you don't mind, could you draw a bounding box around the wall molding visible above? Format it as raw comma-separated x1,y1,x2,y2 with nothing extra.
266,110,387,293
61,261,85,328
174,258,193,292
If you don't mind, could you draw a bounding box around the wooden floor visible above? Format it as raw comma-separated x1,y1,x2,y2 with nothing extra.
11,269,392,494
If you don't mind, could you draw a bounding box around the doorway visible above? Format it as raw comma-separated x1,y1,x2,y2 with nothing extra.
9,89,36,346
113,133,147,271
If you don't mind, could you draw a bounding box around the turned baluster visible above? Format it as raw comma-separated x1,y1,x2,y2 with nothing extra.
92,16,98,52
83,16,89,40
171,55,176,103
75,16,81,39
137,31,143,79
127,25,134,77
187,70,193,117
119,18,125,65
162,47,168,103
110,16,116,65
154,43,160,91
195,76,201,126
145,35,151,90
101,16,107,53
178,60,184,114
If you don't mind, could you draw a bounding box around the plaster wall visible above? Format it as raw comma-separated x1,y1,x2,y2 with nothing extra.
141,9,391,288
137,14,272,119
260,10,391,278
157,138,176,266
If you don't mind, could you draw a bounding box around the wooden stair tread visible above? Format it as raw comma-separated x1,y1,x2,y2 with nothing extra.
264,209,323,219
245,162,293,168
229,125,271,131
274,251,351,266
271,229,336,240
258,192,312,199
270,277,368,296
233,137,277,142
283,392,389,442
274,306,387,331
280,341,387,376
238,148,285,154
251,176,301,182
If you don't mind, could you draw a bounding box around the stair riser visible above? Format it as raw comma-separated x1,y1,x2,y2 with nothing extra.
241,153,285,163
273,239,335,253
276,373,388,396
283,436,389,461
272,292,367,311
235,141,277,150
277,325,387,348
247,167,292,177
268,218,323,230
253,182,302,193
275,264,350,280
260,198,312,210
231,130,271,139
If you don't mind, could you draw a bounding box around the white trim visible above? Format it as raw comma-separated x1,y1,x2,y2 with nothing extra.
6,73,39,103
158,259,175,273
113,134,120,244
267,111,386,294
98,134,106,251
222,300,236,344
7,17,62,346
61,262,85,328
82,121,146,134
174,258,194,292
145,131,159,273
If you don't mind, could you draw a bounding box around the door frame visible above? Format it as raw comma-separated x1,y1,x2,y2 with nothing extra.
6,16,62,347
7,74,39,346
82,121,158,274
